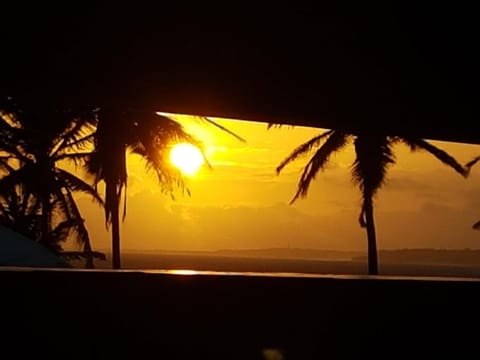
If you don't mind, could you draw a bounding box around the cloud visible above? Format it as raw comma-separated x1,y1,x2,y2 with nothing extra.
76,191,366,252
74,182,480,256
385,176,431,192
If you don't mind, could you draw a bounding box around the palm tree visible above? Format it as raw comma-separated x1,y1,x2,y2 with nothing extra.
86,108,206,269
277,130,467,275
0,178,41,240
0,103,103,267
0,181,105,267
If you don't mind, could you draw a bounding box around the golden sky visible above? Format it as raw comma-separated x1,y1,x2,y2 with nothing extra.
73,114,480,253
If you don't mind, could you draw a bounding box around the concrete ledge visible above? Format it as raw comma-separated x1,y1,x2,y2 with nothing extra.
2,269,478,359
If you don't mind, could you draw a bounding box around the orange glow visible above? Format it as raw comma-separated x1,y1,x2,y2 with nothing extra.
70,113,480,257
169,143,204,176
167,269,199,276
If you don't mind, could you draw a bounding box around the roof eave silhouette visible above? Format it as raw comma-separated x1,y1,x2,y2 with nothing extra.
2,4,478,144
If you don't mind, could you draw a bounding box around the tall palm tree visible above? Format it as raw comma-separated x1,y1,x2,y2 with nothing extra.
277,130,467,275
0,103,103,266
87,108,205,269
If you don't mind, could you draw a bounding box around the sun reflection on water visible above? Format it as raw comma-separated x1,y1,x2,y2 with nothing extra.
166,269,199,275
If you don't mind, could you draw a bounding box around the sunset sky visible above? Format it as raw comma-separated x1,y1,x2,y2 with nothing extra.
72,114,480,253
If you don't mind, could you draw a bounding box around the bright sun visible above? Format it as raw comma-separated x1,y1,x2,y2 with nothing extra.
169,143,205,176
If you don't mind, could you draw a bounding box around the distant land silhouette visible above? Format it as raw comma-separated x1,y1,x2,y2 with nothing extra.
74,248,480,278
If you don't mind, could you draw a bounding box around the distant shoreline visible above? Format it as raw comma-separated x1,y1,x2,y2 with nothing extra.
92,247,480,266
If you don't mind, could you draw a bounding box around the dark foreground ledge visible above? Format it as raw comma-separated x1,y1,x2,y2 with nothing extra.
2,268,479,359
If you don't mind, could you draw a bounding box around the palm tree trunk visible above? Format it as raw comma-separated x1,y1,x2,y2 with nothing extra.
107,183,121,269
363,196,379,275
111,205,121,269
84,239,94,269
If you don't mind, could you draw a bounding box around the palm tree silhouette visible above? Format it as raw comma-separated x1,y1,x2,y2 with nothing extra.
277,130,467,275
86,108,205,269
0,181,41,240
0,104,103,266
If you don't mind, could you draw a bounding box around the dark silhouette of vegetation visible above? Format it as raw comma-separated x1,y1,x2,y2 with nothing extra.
86,108,205,269
277,130,467,275
0,102,103,267
1,98,242,270
86,109,244,269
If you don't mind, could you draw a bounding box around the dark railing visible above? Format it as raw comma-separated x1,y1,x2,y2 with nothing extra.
2,268,479,359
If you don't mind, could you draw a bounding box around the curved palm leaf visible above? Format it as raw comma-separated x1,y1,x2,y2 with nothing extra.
400,138,467,177
276,130,335,174
61,187,93,249
55,168,104,205
0,156,16,173
288,131,349,204
465,156,480,177
0,119,31,163
54,152,94,167
50,119,95,156
200,116,247,143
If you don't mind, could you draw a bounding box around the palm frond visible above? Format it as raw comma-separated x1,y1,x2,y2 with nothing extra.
0,199,9,218
200,117,246,143
61,215,89,248
49,111,97,155
84,151,103,185
50,187,93,249
54,132,96,156
50,120,84,156
51,190,74,221
1,103,98,254
129,144,186,195
0,133,31,164
277,130,335,174
129,113,202,195
54,152,93,167
55,169,104,205
0,185,42,240
400,138,467,177
465,156,480,176
92,127,128,227
20,191,39,217
50,219,77,243
0,166,32,191
0,109,23,133
0,156,16,173
289,131,349,204
352,135,396,199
